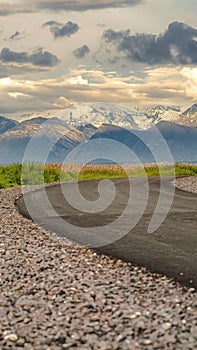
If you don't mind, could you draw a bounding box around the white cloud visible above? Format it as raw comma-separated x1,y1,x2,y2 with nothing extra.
69,75,89,85
0,65,196,117
181,67,197,100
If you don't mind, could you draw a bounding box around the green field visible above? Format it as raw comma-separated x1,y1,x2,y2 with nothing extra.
0,163,197,189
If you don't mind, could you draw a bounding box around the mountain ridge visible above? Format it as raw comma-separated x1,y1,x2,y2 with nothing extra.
1,102,197,130
0,116,18,135
0,103,197,165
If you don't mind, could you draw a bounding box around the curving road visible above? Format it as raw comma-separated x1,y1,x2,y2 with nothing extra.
16,177,197,289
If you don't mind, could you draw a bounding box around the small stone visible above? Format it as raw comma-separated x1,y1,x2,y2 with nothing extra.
16,338,25,346
162,322,172,331
4,333,18,342
142,339,152,345
165,334,177,343
130,313,137,319
135,311,141,316
62,342,77,349
116,334,126,342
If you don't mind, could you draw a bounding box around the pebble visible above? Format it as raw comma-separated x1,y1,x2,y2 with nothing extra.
3,333,18,342
142,339,152,345
175,176,197,194
162,322,172,331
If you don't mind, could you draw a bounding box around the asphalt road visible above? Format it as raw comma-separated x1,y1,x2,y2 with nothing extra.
16,177,197,289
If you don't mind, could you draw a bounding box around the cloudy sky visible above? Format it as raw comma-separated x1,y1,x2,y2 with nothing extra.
0,0,196,119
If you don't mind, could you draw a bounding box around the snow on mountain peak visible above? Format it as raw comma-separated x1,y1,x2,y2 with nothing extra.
20,102,196,131
56,102,156,130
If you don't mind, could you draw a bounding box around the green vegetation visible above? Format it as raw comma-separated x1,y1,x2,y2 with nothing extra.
0,163,197,189
0,164,22,189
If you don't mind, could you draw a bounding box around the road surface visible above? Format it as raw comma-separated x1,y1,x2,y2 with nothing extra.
16,177,197,288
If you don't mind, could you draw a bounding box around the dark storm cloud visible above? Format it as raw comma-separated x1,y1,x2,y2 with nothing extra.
38,0,143,11
73,45,90,58
43,20,79,38
30,49,59,66
0,47,59,66
103,21,197,65
0,1,143,16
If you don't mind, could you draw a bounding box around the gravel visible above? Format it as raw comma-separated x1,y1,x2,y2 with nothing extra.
175,176,197,194
0,177,197,350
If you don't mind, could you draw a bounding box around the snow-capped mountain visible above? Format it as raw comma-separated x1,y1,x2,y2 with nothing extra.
56,102,197,129
183,103,197,116
56,103,153,130
7,102,197,130
178,103,197,126
135,105,182,123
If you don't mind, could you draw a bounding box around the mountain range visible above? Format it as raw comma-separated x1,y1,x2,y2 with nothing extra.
57,102,197,129
16,103,197,129
0,102,196,165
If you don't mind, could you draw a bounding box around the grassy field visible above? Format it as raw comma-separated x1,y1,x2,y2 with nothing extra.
0,163,197,189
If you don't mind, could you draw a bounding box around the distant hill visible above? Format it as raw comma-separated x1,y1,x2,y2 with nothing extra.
147,121,197,162
0,117,96,164
90,121,197,164
0,116,18,135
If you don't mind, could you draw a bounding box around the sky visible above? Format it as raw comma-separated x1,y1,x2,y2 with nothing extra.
0,0,196,119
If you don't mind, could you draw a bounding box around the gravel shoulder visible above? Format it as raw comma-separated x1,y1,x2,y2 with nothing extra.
175,176,197,194
0,178,197,350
